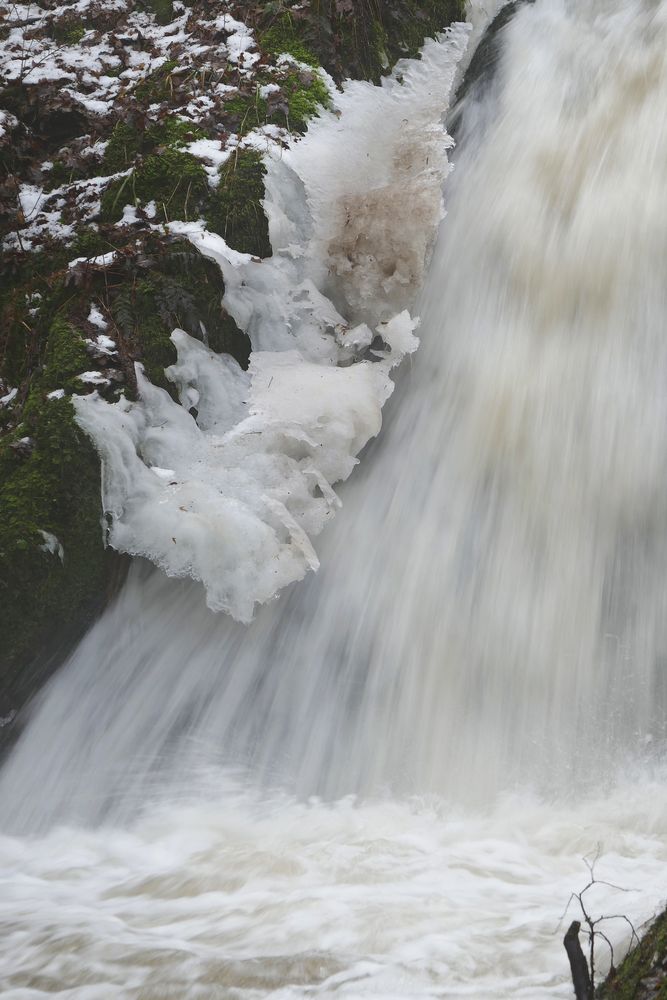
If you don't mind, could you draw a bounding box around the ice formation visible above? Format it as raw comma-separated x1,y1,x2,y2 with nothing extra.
74,26,470,621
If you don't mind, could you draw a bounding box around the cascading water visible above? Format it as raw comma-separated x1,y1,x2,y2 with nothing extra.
3,1,667,996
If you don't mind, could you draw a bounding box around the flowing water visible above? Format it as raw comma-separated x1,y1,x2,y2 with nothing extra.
3,0,667,996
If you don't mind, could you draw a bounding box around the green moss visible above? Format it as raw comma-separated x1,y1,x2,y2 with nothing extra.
282,70,330,131
100,148,208,224
52,19,86,45
113,278,177,390
103,121,142,173
223,90,270,136
0,320,107,675
145,116,205,148
65,23,86,44
37,316,89,394
71,226,113,259
0,260,72,388
143,0,174,26
226,69,329,135
110,238,251,385
261,14,320,67
597,909,667,999
205,150,271,259
135,149,207,218
103,116,206,177
45,161,79,190
134,58,178,103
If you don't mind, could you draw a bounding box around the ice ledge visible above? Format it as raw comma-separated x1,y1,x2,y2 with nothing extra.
74,25,469,621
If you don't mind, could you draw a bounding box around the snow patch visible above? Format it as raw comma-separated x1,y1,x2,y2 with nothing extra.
1,387,18,406
78,371,111,386
87,304,109,331
0,110,18,138
38,531,64,563
117,204,141,226
68,252,117,269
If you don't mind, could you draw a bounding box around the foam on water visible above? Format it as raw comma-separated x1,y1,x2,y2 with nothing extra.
2,779,667,999
2,0,667,996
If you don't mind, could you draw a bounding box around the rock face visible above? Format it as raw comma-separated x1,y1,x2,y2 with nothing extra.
0,0,465,724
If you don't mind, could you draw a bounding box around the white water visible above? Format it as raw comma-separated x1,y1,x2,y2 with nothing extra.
3,0,667,996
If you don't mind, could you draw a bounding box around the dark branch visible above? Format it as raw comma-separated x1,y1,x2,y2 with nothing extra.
564,921,593,1000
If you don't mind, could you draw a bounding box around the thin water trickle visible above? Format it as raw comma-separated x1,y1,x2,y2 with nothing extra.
2,1,667,996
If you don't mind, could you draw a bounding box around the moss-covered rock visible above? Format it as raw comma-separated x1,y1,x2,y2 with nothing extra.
205,150,272,258
100,148,209,224
110,235,251,389
223,90,271,136
103,117,206,175
597,910,667,999
260,13,321,67
0,319,109,682
0,230,250,694
0,250,72,387
281,69,330,131
134,58,179,104
256,0,467,85
52,20,86,46
223,71,330,136
142,0,175,26
102,121,143,175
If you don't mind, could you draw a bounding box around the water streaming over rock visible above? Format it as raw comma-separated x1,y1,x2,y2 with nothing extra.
3,1,667,996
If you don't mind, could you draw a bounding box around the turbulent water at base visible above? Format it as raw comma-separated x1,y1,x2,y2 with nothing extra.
4,1,667,996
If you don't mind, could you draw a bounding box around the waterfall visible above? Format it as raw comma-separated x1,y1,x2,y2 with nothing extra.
3,1,667,996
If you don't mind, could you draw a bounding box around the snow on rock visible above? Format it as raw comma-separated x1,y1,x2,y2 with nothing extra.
18,186,46,221
1,387,18,406
185,138,233,185
116,205,141,226
78,371,111,386
68,251,117,269
216,14,258,69
87,304,109,331
0,110,18,139
85,333,117,358
38,531,64,563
